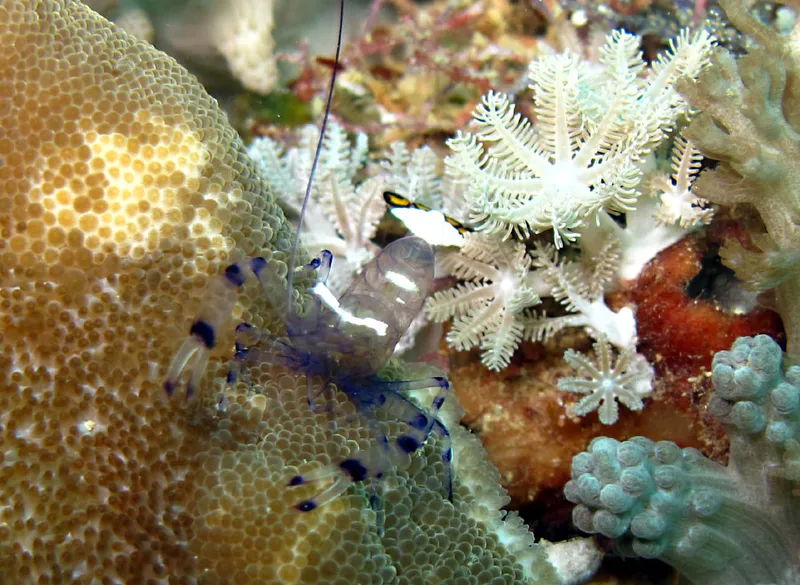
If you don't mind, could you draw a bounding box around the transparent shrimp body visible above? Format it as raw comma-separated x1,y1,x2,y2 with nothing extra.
165,236,453,512
294,235,435,378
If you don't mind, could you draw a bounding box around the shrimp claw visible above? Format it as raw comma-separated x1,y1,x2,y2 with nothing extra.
166,251,334,395
164,260,249,398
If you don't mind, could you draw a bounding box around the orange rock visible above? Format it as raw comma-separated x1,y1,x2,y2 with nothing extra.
629,233,784,377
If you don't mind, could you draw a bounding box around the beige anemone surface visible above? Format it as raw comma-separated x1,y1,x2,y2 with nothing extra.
0,2,557,584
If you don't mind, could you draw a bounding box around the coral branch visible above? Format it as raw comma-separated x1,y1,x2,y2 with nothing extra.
564,336,800,585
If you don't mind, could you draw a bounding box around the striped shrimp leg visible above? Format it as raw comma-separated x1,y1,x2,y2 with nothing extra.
288,376,452,512
223,251,335,387
164,258,268,398
378,376,453,499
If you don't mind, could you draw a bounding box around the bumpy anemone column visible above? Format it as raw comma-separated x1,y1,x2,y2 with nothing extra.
0,0,291,581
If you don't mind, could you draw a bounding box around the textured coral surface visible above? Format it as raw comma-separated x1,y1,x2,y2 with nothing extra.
629,232,784,376
0,0,292,581
0,3,558,584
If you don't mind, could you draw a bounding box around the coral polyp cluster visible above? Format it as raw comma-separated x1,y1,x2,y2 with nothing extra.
0,0,289,579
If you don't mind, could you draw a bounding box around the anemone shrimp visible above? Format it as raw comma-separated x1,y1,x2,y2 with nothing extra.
163,0,453,513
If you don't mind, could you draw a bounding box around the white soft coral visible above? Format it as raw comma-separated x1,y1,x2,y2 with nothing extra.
426,233,543,371
248,123,385,294
580,132,713,281
650,134,713,228
446,29,714,248
524,241,655,423
524,238,637,351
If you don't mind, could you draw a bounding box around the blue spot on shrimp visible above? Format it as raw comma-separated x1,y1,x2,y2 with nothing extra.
162,0,452,516
164,236,454,513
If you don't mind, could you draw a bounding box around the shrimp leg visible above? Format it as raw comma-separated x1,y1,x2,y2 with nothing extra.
164,262,252,398
288,376,453,512
289,434,393,512
219,250,333,384
164,250,315,397
371,377,453,499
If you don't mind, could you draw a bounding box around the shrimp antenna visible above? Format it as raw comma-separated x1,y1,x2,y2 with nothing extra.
286,0,345,311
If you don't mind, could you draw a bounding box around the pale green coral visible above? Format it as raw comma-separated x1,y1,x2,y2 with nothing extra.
565,336,800,585
678,0,800,356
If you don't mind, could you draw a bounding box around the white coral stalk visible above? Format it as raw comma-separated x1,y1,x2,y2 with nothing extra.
580,204,686,282
580,134,712,282
525,239,637,351
426,233,542,370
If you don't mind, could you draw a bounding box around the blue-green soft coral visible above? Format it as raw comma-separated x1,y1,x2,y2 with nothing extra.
564,335,800,585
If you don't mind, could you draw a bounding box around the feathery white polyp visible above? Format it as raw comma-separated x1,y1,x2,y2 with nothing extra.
650,134,713,228
557,334,654,424
445,28,715,247
425,233,542,371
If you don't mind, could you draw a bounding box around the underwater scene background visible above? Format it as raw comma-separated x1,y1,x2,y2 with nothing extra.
0,0,798,584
